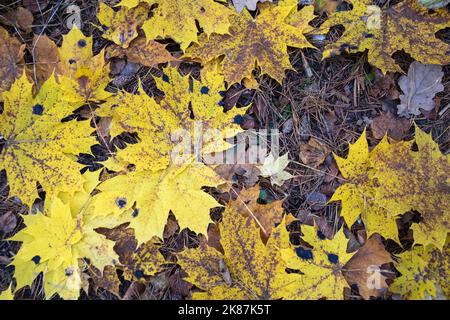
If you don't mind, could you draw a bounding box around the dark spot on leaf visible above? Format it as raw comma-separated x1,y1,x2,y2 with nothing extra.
69,59,76,64
115,197,127,209
233,115,244,124
317,230,326,240
328,253,339,264
200,86,209,94
31,255,41,264
218,100,225,107
295,247,313,260
65,267,74,276
200,7,205,13
32,104,44,115
134,269,144,279
363,33,374,38
77,39,87,48
162,74,169,83
101,25,109,31
132,208,139,218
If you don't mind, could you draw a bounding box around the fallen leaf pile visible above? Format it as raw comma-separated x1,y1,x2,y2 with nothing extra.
0,0,448,301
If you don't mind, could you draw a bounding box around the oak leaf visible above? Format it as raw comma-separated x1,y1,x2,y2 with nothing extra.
319,0,450,74
397,61,444,117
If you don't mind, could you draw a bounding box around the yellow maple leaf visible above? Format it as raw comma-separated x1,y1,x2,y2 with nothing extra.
88,162,223,244
57,27,111,102
98,2,149,48
371,127,450,249
185,4,316,85
391,241,449,300
0,73,95,207
128,0,234,51
331,126,450,249
9,171,122,300
99,65,246,171
330,130,400,243
176,204,307,299
318,0,450,74
281,225,353,299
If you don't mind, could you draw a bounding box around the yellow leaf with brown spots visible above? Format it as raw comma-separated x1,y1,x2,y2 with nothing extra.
0,26,25,102
139,0,234,51
98,2,149,48
105,36,175,68
185,4,316,85
177,211,307,299
0,74,95,207
371,127,450,249
329,130,400,243
319,0,450,74
391,241,449,300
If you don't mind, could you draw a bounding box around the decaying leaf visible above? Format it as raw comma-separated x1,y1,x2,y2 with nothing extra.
371,127,450,249
370,111,411,140
319,0,450,74
391,241,449,300
185,4,315,85
231,0,273,12
137,0,234,50
299,137,330,168
231,187,284,240
98,2,149,48
342,234,393,299
105,37,175,68
0,284,14,300
9,171,122,300
258,153,294,186
177,208,307,299
30,34,60,86
281,224,353,299
0,74,95,207
0,26,25,102
331,126,450,249
397,61,444,117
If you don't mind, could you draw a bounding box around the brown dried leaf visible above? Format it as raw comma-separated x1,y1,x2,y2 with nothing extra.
30,35,60,86
343,234,393,300
299,137,330,168
0,26,25,102
371,111,411,140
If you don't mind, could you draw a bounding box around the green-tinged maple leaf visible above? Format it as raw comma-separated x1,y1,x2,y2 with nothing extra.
318,0,450,74
127,0,235,51
88,163,223,244
329,130,400,243
0,73,95,207
281,225,353,299
391,240,449,300
9,171,123,300
176,199,306,300
185,4,315,85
